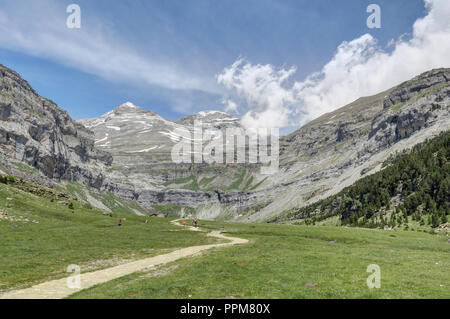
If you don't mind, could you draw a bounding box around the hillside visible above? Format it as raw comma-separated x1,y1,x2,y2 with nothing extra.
251,68,450,221
0,174,216,293
273,131,449,231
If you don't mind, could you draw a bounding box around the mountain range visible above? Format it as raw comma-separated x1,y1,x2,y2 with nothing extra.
0,63,449,221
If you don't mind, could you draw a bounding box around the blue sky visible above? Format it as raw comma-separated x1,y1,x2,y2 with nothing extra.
1,0,448,132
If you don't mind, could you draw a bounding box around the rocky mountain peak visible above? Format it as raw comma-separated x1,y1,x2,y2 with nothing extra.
197,110,233,117
175,110,240,129
113,102,144,114
111,102,160,117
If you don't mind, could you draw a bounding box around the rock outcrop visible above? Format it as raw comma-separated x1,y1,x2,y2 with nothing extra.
0,64,112,187
369,69,450,151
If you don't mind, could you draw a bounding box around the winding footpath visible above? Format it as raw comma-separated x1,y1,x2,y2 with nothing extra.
0,220,248,299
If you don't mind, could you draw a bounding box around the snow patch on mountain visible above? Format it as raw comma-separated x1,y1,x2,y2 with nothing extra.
95,133,109,144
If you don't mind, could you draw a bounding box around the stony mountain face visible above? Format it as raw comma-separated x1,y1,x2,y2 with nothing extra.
79,103,245,184
80,102,180,171
369,68,450,153
0,63,449,221
252,68,450,222
78,102,264,217
0,64,112,187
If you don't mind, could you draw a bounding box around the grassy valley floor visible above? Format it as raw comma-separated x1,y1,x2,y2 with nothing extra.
70,220,450,299
1,177,448,299
0,180,218,293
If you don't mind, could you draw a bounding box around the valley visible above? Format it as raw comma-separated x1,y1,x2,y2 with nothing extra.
0,64,448,299
0,177,448,298
70,220,449,299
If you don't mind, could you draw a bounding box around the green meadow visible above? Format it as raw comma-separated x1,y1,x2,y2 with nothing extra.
0,176,448,299
0,179,217,292
70,220,450,299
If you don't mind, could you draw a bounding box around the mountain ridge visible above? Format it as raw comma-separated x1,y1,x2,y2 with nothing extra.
0,63,449,221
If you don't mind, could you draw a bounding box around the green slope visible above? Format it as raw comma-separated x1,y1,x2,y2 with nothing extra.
0,177,217,292
273,131,450,231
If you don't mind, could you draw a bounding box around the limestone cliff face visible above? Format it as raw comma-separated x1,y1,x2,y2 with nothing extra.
368,69,450,153
0,64,112,187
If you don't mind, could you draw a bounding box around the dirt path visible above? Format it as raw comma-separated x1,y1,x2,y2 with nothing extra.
0,220,248,299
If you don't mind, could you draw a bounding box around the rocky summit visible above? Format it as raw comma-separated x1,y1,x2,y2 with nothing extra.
0,64,449,221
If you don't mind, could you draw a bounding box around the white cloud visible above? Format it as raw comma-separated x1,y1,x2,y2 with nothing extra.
218,0,450,129
0,0,219,94
297,0,450,124
222,98,238,114
217,58,297,129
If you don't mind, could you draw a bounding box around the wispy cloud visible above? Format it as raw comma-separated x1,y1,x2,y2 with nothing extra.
218,0,450,130
0,0,220,94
